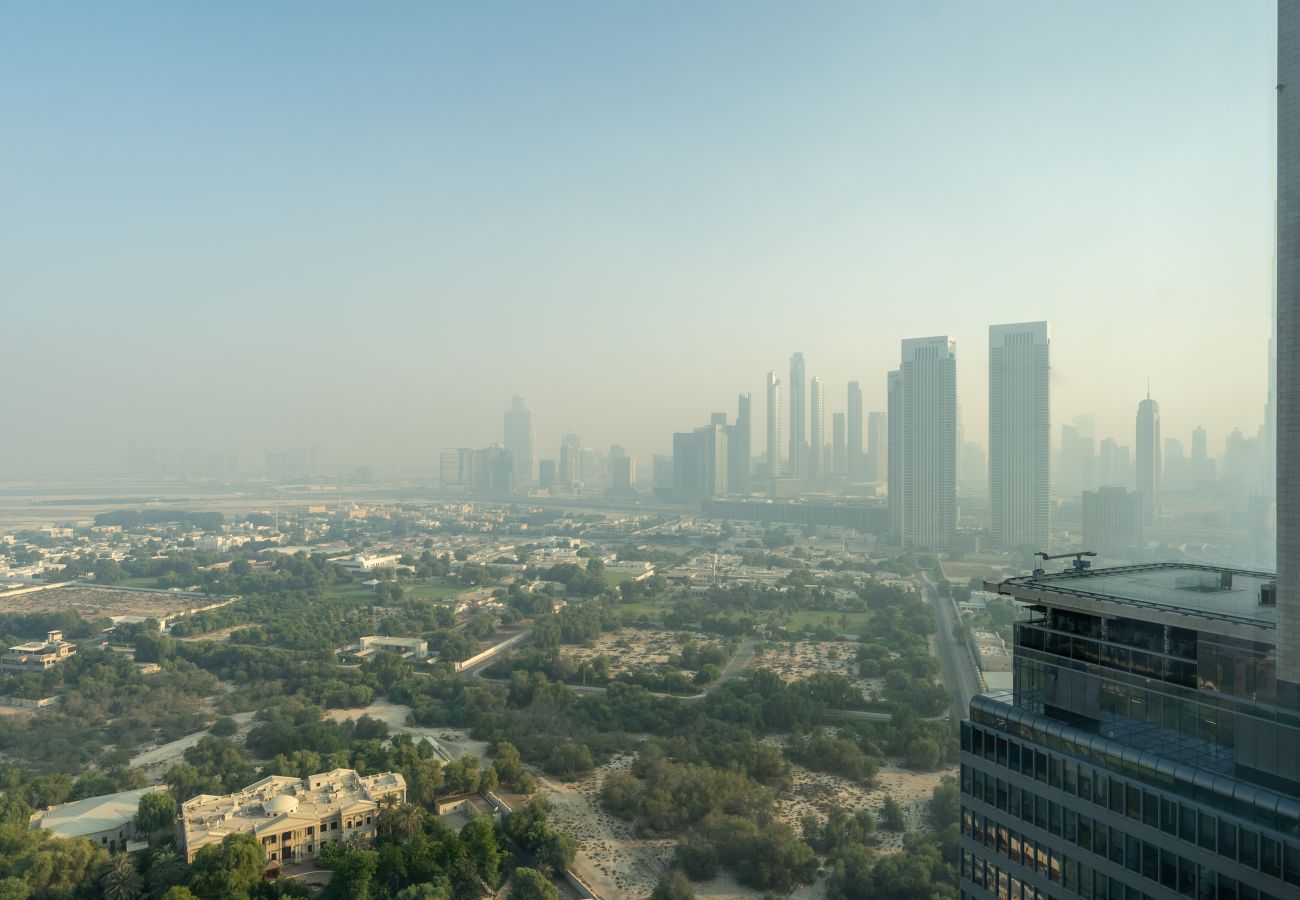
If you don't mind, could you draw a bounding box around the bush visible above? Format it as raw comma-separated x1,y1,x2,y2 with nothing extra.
209,717,238,738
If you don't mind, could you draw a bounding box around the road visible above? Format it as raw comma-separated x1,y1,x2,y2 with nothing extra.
921,571,983,722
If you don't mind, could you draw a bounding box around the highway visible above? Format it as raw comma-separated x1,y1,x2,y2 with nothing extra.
921,571,984,722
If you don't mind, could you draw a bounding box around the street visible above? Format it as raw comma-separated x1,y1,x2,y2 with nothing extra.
921,571,983,722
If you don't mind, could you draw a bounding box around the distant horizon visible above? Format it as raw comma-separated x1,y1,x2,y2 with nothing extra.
1,1,1275,474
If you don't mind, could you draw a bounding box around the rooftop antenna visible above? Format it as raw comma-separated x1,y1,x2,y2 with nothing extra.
1033,550,1097,578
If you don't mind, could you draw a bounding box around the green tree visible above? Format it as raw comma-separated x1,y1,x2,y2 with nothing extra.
928,775,960,829
160,889,198,900
509,868,557,900
209,717,238,738
101,853,143,900
0,877,28,900
879,794,906,831
459,816,502,886
651,869,696,900
135,791,178,837
188,833,263,899
325,849,378,900
492,741,523,784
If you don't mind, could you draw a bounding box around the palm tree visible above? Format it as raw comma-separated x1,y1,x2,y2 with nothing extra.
101,853,143,900
145,847,186,900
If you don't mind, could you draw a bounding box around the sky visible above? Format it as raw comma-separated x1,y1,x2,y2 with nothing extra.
0,1,1277,475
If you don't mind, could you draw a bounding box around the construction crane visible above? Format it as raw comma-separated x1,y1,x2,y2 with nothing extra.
1033,551,1097,578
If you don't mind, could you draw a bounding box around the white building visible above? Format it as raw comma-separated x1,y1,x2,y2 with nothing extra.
889,336,957,550
32,786,167,853
989,322,1051,549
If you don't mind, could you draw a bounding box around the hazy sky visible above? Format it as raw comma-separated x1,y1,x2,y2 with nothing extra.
0,1,1276,474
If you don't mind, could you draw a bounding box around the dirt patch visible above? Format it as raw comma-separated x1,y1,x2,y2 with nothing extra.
0,584,212,621
748,640,882,700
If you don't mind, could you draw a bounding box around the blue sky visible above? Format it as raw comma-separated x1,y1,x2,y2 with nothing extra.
0,1,1276,472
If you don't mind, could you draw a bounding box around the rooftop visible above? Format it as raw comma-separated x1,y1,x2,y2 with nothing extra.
989,563,1278,637
34,786,165,838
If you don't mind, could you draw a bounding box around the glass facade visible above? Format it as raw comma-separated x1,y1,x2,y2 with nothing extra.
960,565,1300,900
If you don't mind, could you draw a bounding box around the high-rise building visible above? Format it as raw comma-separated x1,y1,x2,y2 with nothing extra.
847,381,864,480
439,448,473,491
867,411,886,482
470,445,513,496
886,374,902,536
730,393,753,494
673,423,729,501
538,459,557,490
652,454,674,499
1059,418,1097,497
611,456,636,496
503,394,534,487
810,376,826,476
889,337,957,550
1081,485,1142,551
559,434,580,489
766,371,785,478
960,15,1300,900
1190,426,1216,486
1136,393,1162,525
1098,438,1131,489
788,352,806,476
989,322,1051,549
832,412,846,477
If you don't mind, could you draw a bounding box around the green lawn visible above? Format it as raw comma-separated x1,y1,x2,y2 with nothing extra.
120,576,162,589
777,609,874,638
323,577,467,604
613,598,669,620
603,571,638,586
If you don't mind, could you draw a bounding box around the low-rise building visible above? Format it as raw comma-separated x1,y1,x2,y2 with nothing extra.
1,631,76,673
32,785,167,853
351,635,429,660
178,768,405,863
333,553,402,574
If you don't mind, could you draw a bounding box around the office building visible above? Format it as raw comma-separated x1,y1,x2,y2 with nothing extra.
789,352,806,476
960,15,1300,900
731,393,753,494
470,445,513,496
832,412,847,477
766,371,785,478
1059,420,1097,498
867,410,886,482
989,322,1051,549
1190,426,1216,486
1098,438,1131,489
887,373,902,536
673,423,729,501
558,434,580,488
179,769,406,863
503,394,534,486
810,376,826,475
652,454,674,499
612,455,636,496
847,381,864,480
438,449,473,490
538,459,557,490
1081,485,1142,551
888,336,957,550
1137,394,1162,526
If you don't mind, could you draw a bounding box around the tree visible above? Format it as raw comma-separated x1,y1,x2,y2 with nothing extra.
509,868,557,900
209,717,238,738
928,775,960,829
325,849,378,900
145,847,188,900
135,791,178,838
459,816,502,886
101,853,143,900
493,741,523,784
394,885,450,900
160,890,198,900
188,833,263,899
651,869,696,900
879,794,906,832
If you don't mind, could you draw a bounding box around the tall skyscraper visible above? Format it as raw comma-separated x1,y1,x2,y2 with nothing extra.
960,16,1300,900
1190,425,1216,486
730,393,752,494
611,455,635,496
889,337,957,550
1136,393,1161,526
988,322,1051,549
832,412,846,477
1280,0,1300,688
886,375,902,536
503,394,534,488
766,371,785,478
788,352,806,476
810,376,826,476
866,410,886,482
558,433,580,488
672,423,728,501
847,381,864,480
439,448,473,491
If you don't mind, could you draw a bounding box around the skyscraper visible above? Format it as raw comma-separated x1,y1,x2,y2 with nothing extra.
832,412,846,477
731,393,752,494
558,433,580,489
889,337,957,550
847,381,863,480
766,371,785,478
886,375,902,536
672,423,729,501
810,376,826,476
959,15,1300,900
1136,393,1161,526
788,352,806,476
503,394,534,488
988,322,1051,549
867,410,886,482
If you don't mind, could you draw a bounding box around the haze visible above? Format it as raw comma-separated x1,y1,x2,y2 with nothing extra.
0,0,1275,475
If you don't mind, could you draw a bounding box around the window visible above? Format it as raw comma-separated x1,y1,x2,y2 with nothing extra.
1219,820,1237,861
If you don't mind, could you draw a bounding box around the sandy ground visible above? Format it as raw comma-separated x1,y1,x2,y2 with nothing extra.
322,700,490,761
561,628,709,681
536,755,675,899
0,584,205,619
174,624,248,643
748,641,883,700
129,710,260,782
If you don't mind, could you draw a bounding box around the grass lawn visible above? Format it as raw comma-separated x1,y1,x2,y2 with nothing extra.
613,598,670,620
603,571,638,586
323,577,467,604
120,576,162,589
778,609,874,638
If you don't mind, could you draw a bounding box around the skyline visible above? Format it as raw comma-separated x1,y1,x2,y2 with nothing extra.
0,1,1277,474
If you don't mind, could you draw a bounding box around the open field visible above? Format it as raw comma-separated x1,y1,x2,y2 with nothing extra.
612,598,670,621
0,584,216,622
778,608,873,637
321,577,467,605
748,640,883,701
562,628,715,680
